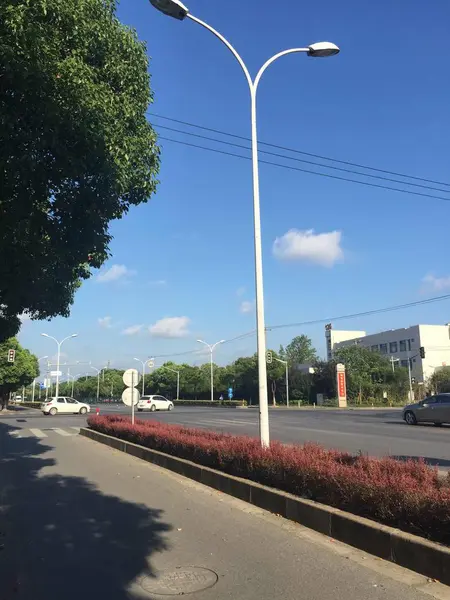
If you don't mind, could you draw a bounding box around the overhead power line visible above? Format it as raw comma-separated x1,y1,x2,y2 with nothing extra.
148,112,450,189
154,123,450,195
151,294,450,359
158,135,450,203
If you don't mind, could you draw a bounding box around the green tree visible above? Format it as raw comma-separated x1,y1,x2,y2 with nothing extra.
0,0,160,339
429,367,450,394
0,338,39,408
284,335,317,366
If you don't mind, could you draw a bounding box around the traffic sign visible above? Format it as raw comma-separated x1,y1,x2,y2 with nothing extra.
50,370,62,377
123,368,141,387
122,387,140,407
147,359,155,368
7,349,15,363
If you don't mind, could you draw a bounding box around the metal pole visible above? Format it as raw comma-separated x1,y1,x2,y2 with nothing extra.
210,347,214,402
177,371,180,401
55,341,61,400
97,371,100,403
46,360,50,400
32,379,36,403
71,377,74,397
131,370,135,425
142,362,145,396
285,362,289,408
407,352,413,401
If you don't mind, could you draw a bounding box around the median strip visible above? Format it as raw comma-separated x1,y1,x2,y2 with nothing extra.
80,415,450,585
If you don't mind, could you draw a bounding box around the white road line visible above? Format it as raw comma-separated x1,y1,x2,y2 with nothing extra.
29,428,48,438
51,428,72,437
70,427,80,431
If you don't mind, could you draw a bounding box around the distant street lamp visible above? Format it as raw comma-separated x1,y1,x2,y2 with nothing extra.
41,334,78,400
275,357,289,408
163,366,180,400
90,365,106,403
134,358,150,396
148,0,339,446
197,339,225,402
32,355,48,403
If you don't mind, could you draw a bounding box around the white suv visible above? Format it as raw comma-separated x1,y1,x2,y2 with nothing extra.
137,395,174,412
41,397,91,416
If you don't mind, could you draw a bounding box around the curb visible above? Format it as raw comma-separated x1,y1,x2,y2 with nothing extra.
79,427,450,586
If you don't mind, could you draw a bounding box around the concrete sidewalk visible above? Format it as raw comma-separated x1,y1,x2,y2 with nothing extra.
0,421,448,600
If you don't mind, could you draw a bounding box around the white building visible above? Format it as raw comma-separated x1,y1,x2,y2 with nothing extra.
325,323,450,382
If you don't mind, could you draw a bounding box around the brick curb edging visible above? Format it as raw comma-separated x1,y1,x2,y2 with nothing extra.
79,427,450,585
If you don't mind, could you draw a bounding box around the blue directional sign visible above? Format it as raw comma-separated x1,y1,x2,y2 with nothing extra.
228,387,233,400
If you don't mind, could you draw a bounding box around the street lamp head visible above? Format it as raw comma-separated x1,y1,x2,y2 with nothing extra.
307,42,340,58
219,340,225,344
70,333,78,338
196,339,204,344
41,333,49,338
149,0,189,20
133,358,140,362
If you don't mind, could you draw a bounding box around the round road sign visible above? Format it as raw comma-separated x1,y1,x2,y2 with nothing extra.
123,368,141,387
147,359,154,368
122,387,140,407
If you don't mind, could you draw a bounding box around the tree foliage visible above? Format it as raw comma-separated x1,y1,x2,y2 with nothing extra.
0,337,39,408
0,0,160,339
279,335,317,366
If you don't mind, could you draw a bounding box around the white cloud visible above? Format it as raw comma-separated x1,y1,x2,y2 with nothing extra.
149,316,190,339
98,316,112,329
97,264,134,283
149,279,167,287
236,287,246,297
122,324,144,336
240,300,254,314
273,229,344,267
422,274,450,292
18,313,31,323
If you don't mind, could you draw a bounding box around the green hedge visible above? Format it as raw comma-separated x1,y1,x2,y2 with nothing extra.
174,400,246,408
13,402,42,409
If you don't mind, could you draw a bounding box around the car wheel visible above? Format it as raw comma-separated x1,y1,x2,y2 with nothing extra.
404,410,417,425
150,404,156,412
79,407,87,415
168,404,173,411
49,407,57,416
137,409,143,412
433,422,443,427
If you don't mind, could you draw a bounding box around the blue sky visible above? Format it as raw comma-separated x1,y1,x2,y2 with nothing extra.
19,0,450,372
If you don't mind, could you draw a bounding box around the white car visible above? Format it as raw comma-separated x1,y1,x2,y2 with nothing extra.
41,397,91,416
137,395,174,412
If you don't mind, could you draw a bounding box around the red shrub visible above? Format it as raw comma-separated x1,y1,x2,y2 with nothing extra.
87,415,450,544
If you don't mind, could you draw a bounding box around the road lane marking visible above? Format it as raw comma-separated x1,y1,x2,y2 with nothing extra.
52,428,72,437
70,427,80,431
29,428,48,438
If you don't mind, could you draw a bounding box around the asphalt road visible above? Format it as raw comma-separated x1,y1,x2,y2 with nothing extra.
1,416,447,600
2,404,450,468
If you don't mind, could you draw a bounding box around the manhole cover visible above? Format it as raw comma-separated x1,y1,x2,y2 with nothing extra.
140,567,218,596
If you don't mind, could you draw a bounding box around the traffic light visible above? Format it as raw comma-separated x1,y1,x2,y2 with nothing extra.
411,377,416,384
419,346,425,359
266,351,272,364
7,349,15,363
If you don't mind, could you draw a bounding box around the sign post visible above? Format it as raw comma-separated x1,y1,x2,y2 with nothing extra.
122,368,141,425
336,363,347,408
228,387,233,400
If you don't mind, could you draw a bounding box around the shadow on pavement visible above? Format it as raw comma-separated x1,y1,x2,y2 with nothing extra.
0,421,171,600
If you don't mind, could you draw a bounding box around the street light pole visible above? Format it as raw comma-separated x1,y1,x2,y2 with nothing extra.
197,339,225,402
163,366,180,400
90,366,102,403
32,355,48,403
275,358,289,408
148,1,339,446
41,334,77,400
133,358,146,396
